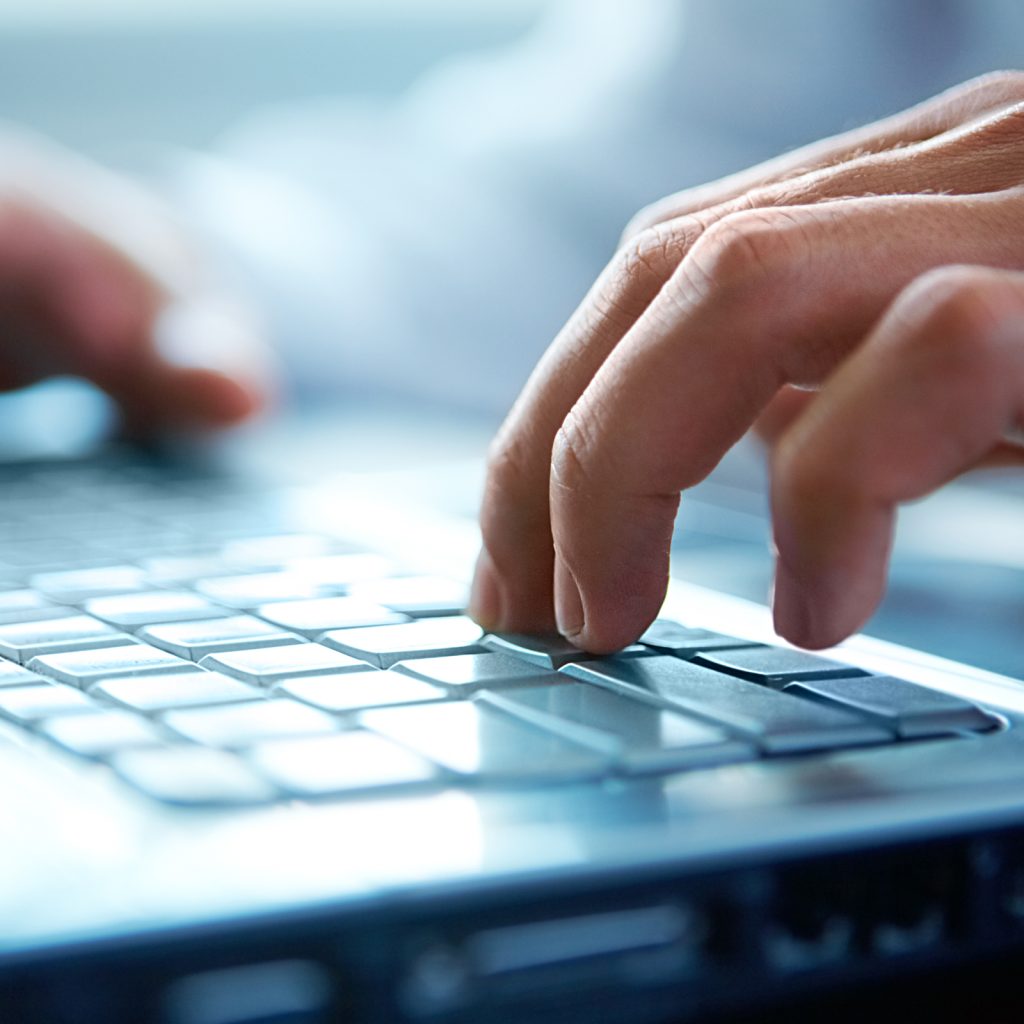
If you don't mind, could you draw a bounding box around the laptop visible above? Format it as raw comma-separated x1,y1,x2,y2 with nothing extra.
2,395,1024,1024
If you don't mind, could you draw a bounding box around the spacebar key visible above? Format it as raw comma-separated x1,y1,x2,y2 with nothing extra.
564,656,891,755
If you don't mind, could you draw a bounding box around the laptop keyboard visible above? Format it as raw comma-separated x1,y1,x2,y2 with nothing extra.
0,455,1001,808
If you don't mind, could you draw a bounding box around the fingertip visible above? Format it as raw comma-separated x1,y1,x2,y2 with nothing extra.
553,555,584,643
468,548,504,632
569,568,667,654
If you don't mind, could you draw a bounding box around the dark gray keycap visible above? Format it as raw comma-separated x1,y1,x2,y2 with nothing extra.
139,616,304,661
201,643,366,684
639,620,760,656
40,710,166,757
256,597,407,638
0,615,136,664
0,683,98,722
93,671,262,712
111,747,277,806
85,591,230,629
693,646,867,686
346,576,469,617
276,670,447,713
361,701,610,782
164,698,339,747
394,652,561,694
28,643,191,687
483,632,647,670
564,657,890,755
783,676,998,739
0,658,45,687
195,572,326,609
479,683,754,774
248,731,437,797
0,589,73,626
320,616,485,669
29,565,150,602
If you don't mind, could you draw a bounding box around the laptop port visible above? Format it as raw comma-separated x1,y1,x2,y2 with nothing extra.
763,870,857,971
399,901,704,1016
865,852,962,957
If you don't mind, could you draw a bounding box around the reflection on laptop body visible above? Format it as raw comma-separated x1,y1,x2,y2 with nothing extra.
2,405,1024,1024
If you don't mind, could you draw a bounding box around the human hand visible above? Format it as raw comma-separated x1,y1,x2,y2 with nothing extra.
469,71,1024,652
0,128,274,432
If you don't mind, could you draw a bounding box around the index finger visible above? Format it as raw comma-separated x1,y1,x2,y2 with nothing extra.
550,195,1023,652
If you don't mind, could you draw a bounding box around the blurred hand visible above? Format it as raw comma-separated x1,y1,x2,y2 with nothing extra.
0,128,274,432
469,71,1024,652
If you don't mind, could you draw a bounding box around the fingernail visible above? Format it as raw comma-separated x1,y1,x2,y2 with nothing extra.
771,560,817,647
468,549,502,631
554,555,584,642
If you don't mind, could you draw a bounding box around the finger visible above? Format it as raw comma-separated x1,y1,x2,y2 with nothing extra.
0,194,273,428
550,194,1024,653
471,91,1024,635
622,69,1024,238
770,265,1024,649
753,387,815,446
470,219,697,632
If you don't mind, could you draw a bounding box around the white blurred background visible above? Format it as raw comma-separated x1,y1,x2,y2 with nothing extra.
0,0,545,162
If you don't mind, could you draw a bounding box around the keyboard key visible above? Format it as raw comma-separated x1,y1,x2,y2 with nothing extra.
284,553,395,587
221,533,336,567
693,647,867,686
479,684,754,774
164,699,339,747
564,657,890,755
248,731,437,797
194,572,326,609
361,701,609,783
346,576,468,617
0,589,73,626
0,659,45,687
393,652,561,694
29,565,149,602
0,615,136,664
138,554,249,585
277,670,447,713
321,616,485,669
783,676,998,739
639,620,760,656
112,747,277,806
482,633,648,670
93,671,262,712
0,683,98,722
85,591,230,630
201,643,366,685
40,710,166,757
257,597,407,638
28,643,191,687
139,616,304,661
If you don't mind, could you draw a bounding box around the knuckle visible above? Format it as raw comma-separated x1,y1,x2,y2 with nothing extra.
620,202,666,245
892,266,1022,389
685,209,811,298
479,433,535,551
619,224,689,284
551,408,599,500
483,432,531,507
899,265,1012,345
595,224,688,328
